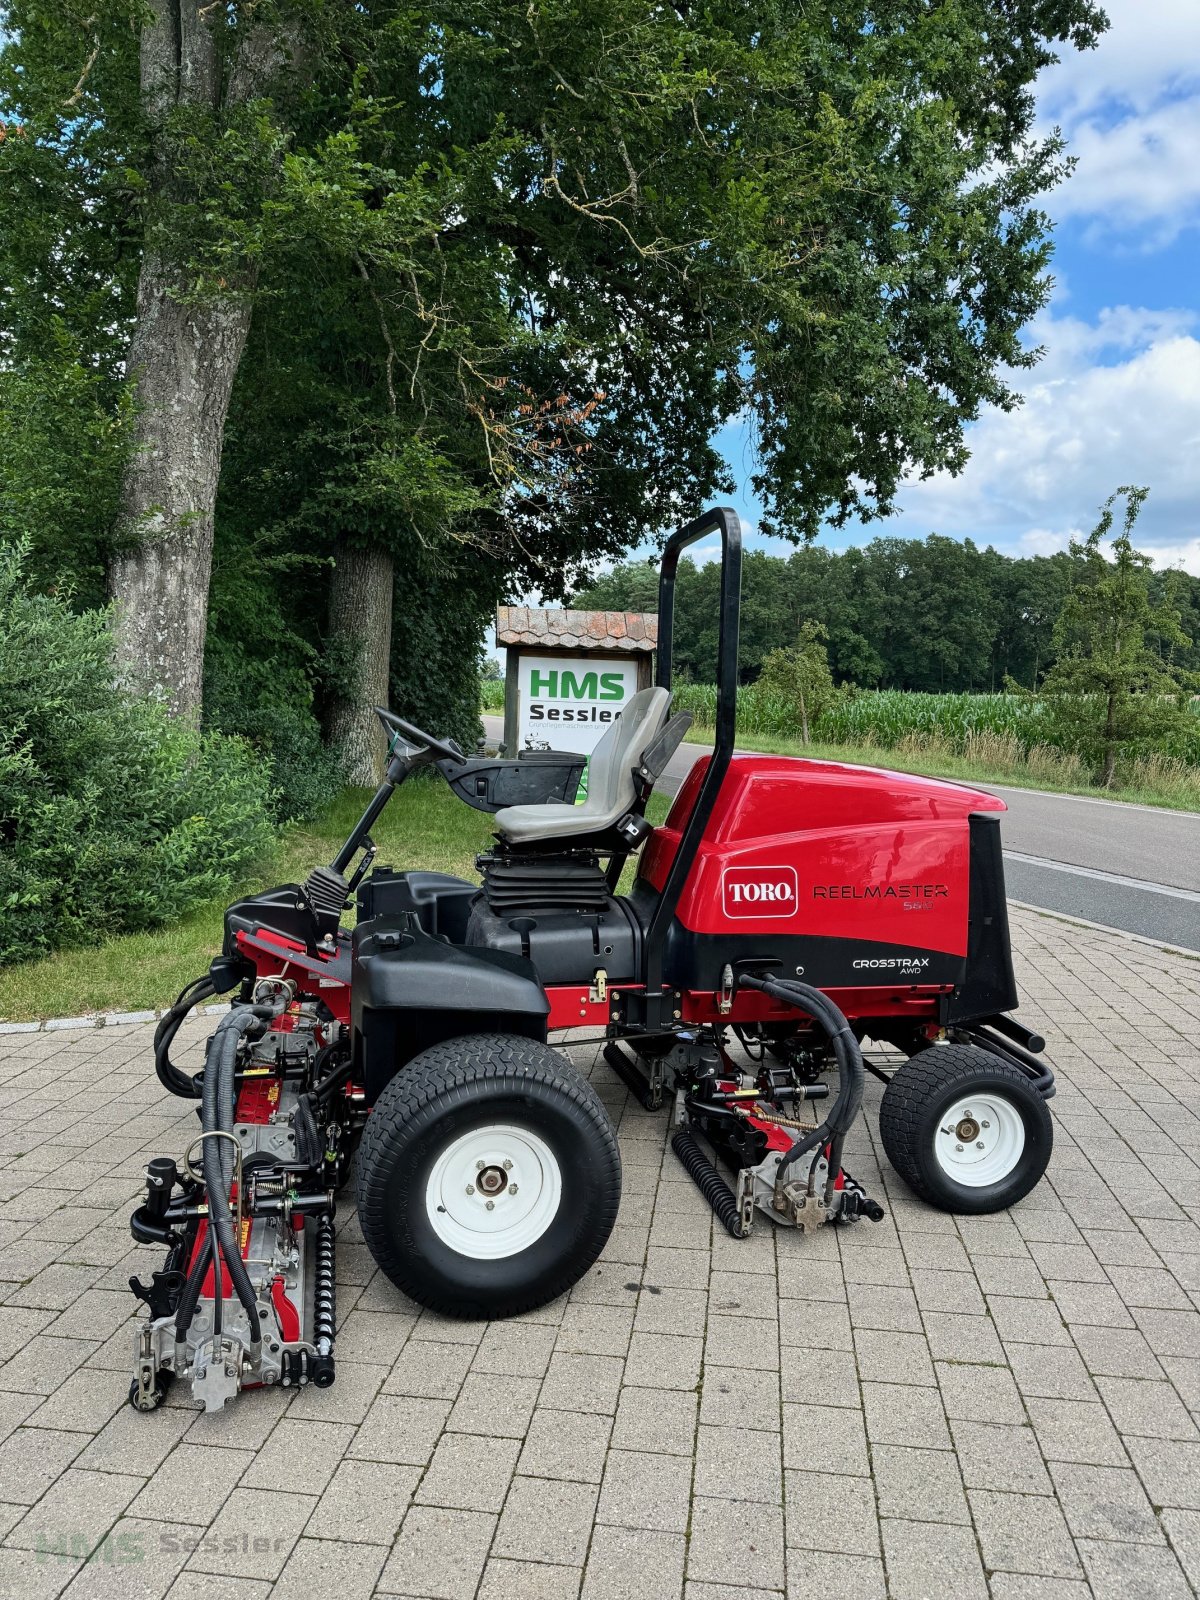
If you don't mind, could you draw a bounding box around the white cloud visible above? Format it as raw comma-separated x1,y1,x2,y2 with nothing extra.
1034,0,1200,239
1038,0,1200,121
876,307,1200,574
1050,96,1200,242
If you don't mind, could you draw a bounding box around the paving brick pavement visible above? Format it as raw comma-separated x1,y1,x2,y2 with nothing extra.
0,905,1197,1599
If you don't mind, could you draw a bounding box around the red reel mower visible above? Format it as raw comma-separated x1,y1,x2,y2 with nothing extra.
128,507,1053,1413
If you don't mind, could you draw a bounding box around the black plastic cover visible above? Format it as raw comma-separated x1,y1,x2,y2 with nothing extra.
464,897,640,986
435,750,585,814
223,884,319,958
357,869,478,943
946,814,1020,1023
352,917,549,1101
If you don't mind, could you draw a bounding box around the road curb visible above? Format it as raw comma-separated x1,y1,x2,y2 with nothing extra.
1008,900,1200,961
0,1003,230,1037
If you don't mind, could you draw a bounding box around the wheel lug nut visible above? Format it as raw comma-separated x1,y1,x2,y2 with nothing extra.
976,1141,985,1149
955,1144,963,1152
981,1120,990,1129
476,1160,485,1170
503,1159,513,1171
485,1199,495,1211
509,1183,518,1195
465,1184,475,1195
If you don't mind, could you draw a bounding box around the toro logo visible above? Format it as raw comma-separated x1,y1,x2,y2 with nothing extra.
722,866,799,920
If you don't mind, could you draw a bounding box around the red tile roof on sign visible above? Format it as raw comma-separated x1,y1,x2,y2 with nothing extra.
495,607,658,653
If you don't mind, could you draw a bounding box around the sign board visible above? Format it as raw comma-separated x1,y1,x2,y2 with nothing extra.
516,653,639,756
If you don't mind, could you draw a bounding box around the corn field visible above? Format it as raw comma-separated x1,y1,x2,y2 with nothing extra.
670,684,1200,764
479,677,1200,783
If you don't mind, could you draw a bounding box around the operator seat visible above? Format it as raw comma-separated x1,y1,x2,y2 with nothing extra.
494,686,672,844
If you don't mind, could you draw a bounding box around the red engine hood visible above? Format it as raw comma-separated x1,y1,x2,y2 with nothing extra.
639,753,1005,953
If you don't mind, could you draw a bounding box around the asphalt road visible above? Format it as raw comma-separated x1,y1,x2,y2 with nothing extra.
481,715,1200,951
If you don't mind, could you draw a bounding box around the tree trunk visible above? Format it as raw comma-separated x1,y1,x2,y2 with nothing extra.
327,541,394,786
108,0,300,718
799,686,810,745
109,265,253,716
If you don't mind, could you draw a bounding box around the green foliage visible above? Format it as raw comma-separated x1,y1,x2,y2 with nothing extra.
388,566,491,754
0,543,275,965
672,681,1200,769
757,623,837,743
574,536,1200,694
1040,489,1197,784
0,325,135,606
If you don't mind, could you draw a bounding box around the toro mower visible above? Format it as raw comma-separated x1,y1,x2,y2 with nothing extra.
128,507,1053,1413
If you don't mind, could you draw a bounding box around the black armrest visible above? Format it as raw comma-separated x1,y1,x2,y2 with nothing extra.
638,713,693,786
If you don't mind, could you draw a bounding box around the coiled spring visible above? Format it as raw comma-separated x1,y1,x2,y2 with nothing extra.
671,1129,745,1239
314,1212,336,1357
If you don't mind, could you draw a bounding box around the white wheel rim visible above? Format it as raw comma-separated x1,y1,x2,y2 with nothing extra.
425,1123,562,1259
933,1094,1025,1187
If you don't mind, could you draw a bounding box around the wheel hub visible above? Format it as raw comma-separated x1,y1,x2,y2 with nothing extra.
934,1094,1025,1187
426,1124,562,1259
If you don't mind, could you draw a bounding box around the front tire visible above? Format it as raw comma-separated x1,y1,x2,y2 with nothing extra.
356,1033,621,1318
879,1043,1052,1214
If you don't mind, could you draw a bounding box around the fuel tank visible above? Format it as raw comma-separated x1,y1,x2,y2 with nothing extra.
635,754,1013,1003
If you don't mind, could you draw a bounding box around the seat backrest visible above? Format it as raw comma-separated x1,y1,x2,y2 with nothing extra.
581,685,671,820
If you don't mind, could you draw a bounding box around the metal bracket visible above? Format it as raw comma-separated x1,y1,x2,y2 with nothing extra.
193,1334,246,1413
734,1167,756,1237
717,964,734,1016
589,968,608,1005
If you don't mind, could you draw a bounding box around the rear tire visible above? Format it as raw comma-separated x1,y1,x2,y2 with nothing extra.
356,1033,621,1318
879,1043,1052,1214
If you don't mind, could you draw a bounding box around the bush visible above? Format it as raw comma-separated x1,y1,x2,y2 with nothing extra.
0,543,276,966
205,690,343,825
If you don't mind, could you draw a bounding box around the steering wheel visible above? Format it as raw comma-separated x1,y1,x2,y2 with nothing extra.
374,707,463,765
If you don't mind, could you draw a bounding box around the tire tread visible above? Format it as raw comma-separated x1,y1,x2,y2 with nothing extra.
356,1032,620,1317
878,1043,1052,1212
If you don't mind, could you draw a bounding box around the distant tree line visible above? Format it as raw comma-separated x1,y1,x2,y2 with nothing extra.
573,534,1200,693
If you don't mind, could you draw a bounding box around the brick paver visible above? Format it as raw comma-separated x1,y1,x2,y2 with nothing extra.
0,906,1197,1598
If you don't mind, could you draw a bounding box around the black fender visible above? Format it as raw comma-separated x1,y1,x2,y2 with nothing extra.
352,918,550,1104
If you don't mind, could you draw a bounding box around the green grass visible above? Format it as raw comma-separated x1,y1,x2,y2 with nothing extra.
0,779,498,1024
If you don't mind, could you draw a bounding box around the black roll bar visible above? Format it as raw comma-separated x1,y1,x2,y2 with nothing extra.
643,507,743,1007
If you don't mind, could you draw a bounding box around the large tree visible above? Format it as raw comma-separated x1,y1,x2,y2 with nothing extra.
2,0,1107,761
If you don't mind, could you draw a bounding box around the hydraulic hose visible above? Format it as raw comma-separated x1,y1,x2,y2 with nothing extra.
174,1231,212,1365
200,1007,274,1356
154,976,217,1098
735,975,865,1203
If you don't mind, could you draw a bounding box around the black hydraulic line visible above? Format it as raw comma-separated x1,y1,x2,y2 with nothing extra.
154,977,217,1098
736,975,865,1200
200,1008,274,1351
174,1231,212,1350
672,1129,744,1238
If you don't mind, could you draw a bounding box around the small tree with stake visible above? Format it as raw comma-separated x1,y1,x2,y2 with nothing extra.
1041,488,1194,787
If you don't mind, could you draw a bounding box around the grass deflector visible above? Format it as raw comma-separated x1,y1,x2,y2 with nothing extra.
128,508,1054,1415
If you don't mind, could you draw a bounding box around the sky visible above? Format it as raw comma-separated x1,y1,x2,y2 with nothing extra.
707,0,1200,577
